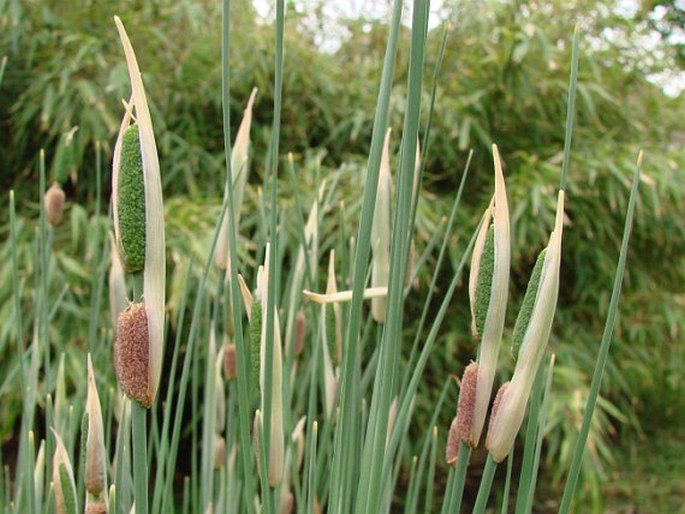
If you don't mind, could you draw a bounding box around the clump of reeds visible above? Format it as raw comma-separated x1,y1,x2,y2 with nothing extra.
2,4,644,514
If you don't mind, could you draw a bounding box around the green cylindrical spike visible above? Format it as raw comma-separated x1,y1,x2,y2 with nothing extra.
117,125,146,273
474,224,495,337
250,299,262,391
512,248,547,360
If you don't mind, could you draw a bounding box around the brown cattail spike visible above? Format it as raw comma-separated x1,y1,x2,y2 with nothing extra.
488,382,509,436
114,302,151,407
294,311,306,356
213,435,226,470
446,417,461,466
45,182,66,226
280,491,294,514
223,343,237,380
446,362,479,464
86,501,108,514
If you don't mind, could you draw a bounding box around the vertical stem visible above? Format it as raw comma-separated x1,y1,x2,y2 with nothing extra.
501,449,514,514
559,156,641,513
130,273,148,514
559,26,580,192
473,455,498,514
450,442,471,514
131,402,148,514
514,362,545,514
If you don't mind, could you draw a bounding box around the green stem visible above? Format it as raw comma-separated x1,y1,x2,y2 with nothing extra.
131,401,148,514
514,362,545,514
450,442,471,514
501,449,514,514
129,272,147,514
558,155,641,513
330,0,402,509
560,25,580,192
439,467,456,514
473,454,498,514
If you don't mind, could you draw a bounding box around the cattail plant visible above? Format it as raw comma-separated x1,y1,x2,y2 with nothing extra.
111,15,165,409
44,182,66,226
445,362,478,465
321,250,341,418
242,246,285,488
470,188,566,514
284,180,324,357
468,143,510,447
84,354,108,513
223,342,237,381
257,250,285,487
111,16,166,514
52,429,77,514
215,87,258,271
370,128,393,323
486,190,565,462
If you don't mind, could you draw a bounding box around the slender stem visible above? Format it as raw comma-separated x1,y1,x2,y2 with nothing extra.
558,155,641,513
129,272,148,514
439,467,456,514
501,449,514,514
560,25,580,192
524,355,556,514
358,1,428,510
422,427,439,514
113,399,128,514
220,0,256,510
473,454,498,514
514,362,545,514
450,442,471,514
330,0,402,509
131,402,148,514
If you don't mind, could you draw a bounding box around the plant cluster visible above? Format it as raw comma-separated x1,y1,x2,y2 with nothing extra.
0,1,681,513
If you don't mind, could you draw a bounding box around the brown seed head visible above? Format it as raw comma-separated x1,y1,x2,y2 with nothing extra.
446,362,479,464
445,416,461,466
294,311,306,356
213,435,226,470
85,500,108,514
45,182,66,226
114,303,151,407
223,343,237,380
280,491,294,514
487,381,509,435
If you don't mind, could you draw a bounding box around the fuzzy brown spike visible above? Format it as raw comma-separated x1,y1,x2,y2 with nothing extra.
45,182,66,226
445,416,461,466
488,381,510,435
446,362,479,465
294,311,306,356
114,302,151,407
280,491,294,514
213,435,226,470
86,501,108,514
223,343,237,380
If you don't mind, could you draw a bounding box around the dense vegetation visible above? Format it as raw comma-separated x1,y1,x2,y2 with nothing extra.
1,0,683,511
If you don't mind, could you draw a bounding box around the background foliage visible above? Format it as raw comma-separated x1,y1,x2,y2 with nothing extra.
1,0,683,510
